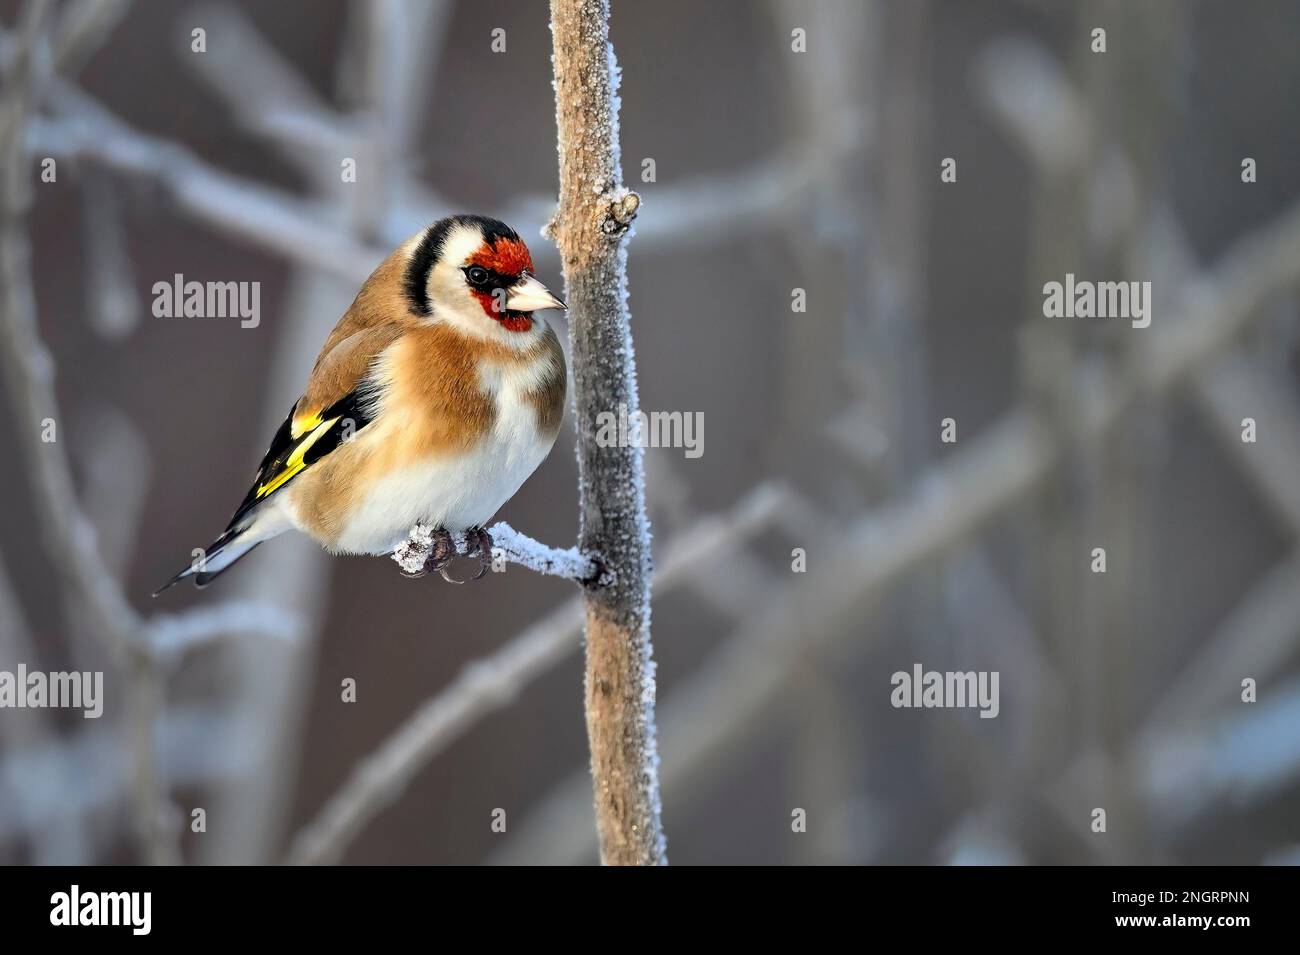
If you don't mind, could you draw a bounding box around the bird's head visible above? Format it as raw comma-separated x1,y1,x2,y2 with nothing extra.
404,214,566,341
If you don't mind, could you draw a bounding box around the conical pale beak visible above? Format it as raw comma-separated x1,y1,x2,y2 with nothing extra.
506,273,567,312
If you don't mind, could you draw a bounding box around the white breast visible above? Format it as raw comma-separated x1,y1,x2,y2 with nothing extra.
329,357,559,556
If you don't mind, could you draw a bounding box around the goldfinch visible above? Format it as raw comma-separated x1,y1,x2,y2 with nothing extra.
155,214,567,593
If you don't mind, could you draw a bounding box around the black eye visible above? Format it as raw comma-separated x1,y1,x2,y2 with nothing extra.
466,266,490,286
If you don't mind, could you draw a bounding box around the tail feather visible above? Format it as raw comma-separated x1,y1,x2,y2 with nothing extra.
152,523,268,596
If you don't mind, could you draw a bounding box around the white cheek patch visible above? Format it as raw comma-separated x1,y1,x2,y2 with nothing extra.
426,224,487,315
415,221,545,348
434,303,546,349
434,224,486,271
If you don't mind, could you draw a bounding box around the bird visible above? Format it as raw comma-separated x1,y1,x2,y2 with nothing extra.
155,214,568,593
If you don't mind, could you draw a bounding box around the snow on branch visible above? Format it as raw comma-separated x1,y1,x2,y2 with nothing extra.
390,522,603,583
548,0,666,867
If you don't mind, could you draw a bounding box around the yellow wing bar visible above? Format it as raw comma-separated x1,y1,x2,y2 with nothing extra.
255,415,341,499
291,410,325,439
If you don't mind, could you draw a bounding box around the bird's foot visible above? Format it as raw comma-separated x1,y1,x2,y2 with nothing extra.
399,527,494,583
466,527,494,580
400,528,462,583
431,528,463,583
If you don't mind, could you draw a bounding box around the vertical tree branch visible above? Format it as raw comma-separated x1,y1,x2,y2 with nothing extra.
548,0,666,865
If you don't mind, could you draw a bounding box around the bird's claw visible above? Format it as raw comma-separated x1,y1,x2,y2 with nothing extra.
468,527,494,580
401,527,493,583
406,528,460,583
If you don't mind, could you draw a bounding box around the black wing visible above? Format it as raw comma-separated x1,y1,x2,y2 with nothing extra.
224,389,375,532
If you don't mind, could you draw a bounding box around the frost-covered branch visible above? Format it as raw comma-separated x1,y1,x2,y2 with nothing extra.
390,522,601,583
547,0,666,866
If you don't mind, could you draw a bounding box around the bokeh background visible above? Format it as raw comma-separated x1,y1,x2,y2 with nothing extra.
2,0,1300,865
